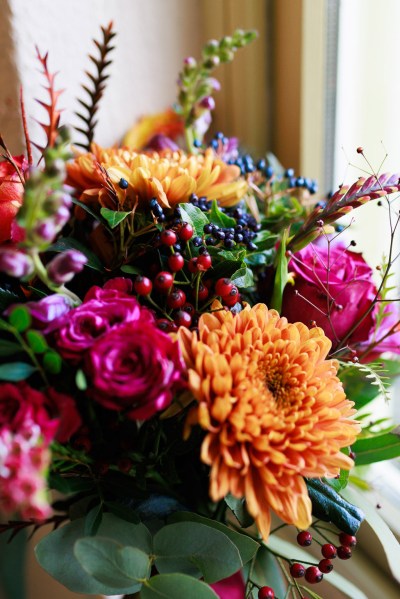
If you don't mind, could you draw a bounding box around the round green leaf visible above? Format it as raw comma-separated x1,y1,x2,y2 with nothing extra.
25,330,48,354
42,350,62,374
74,537,150,590
154,521,242,583
141,573,218,599
9,306,31,332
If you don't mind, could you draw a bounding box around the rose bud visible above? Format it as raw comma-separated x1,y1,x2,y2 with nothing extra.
46,249,87,284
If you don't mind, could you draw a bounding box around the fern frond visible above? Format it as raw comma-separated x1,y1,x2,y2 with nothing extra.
33,48,64,156
74,22,116,151
339,360,392,403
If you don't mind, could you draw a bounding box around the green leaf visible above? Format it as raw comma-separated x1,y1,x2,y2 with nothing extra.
341,485,400,583
270,229,288,312
324,468,349,492
0,362,36,381
209,200,236,228
352,430,400,465
306,479,364,535
231,267,254,289
8,306,31,332
74,537,150,591
254,230,278,251
224,494,254,528
100,207,131,229
0,340,22,357
0,527,27,599
154,521,242,583
0,287,19,312
268,536,368,599
141,573,218,599
245,546,286,599
71,197,111,229
120,264,143,275
75,368,87,391
84,504,103,536
104,501,140,524
339,362,391,409
25,330,48,353
35,514,152,594
43,350,62,374
48,237,104,272
179,203,209,236
48,473,94,495
168,512,258,565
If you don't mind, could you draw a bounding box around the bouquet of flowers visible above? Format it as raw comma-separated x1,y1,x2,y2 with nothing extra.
0,22,399,599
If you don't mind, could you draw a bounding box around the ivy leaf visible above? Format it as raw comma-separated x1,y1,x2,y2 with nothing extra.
179,203,209,236
352,430,400,466
306,479,364,535
209,200,236,228
0,362,36,382
231,267,254,289
100,207,131,229
141,573,218,599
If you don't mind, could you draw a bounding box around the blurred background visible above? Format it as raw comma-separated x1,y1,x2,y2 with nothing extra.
0,0,399,597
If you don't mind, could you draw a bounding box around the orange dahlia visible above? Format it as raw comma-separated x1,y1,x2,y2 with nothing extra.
177,303,360,539
66,145,247,211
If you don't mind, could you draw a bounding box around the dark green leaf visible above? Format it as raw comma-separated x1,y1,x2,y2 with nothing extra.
43,350,62,374
209,200,236,228
0,362,36,381
48,237,104,272
48,473,94,495
71,197,111,229
340,365,384,409
231,266,254,289
0,287,19,312
246,546,286,599
224,494,254,528
25,330,48,353
306,478,364,535
120,264,143,275
104,501,140,524
179,204,209,236
8,306,31,332
154,521,242,583
35,514,152,594
352,430,400,465
254,230,278,251
100,207,131,229
74,537,149,590
84,504,103,536
168,512,258,565
141,573,218,599
270,229,288,312
0,340,22,357
0,527,27,599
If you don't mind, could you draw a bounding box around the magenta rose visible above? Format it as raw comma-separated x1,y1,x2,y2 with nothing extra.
53,282,152,363
281,241,377,350
210,572,245,599
85,320,186,420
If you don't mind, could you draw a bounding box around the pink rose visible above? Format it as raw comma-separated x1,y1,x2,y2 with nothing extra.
0,156,27,244
282,242,377,350
85,320,186,420
210,572,245,599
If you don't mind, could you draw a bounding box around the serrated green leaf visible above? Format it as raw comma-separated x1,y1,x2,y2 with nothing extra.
47,237,104,272
141,573,218,599
154,521,242,583
0,287,19,312
179,203,209,236
231,267,254,289
8,306,31,332
0,362,36,381
306,479,364,535
352,431,400,465
100,207,131,229
209,200,236,228
167,512,258,565
0,340,22,357
25,330,48,354
35,514,152,594
74,537,149,590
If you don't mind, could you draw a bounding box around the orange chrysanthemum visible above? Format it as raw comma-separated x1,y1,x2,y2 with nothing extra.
177,303,360,539
66,145,248,211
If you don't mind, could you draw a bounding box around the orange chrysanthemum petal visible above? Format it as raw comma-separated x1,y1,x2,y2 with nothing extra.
177,302,360,539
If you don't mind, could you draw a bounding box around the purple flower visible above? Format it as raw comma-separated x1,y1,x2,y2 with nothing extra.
46,250,87,284
0,248,33,278
85,320,186,420
25,294,73,332
281,241,377,350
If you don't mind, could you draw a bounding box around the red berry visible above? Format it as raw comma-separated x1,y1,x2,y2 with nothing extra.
318,559,333,573
297,531,312,546
160,229,177,246
197,282,209,302
154,271,174,292
290,563,305,578
188,257,198,273
178,222,194,241
157,318,178,333
222,286,239,307
197,252,212,270
168,253,184,272
305,566,323,584
338,533,357,548
258,587,274,599
134,275,152,296
321,543,337,559
167,288,186,309
174,310,192,327
337,545,352,560
182,302,195,315
215,277,233,296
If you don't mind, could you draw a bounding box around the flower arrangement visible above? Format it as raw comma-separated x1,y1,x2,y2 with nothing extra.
0,22,399,599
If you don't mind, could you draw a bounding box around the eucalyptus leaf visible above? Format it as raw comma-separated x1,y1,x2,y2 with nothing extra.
224,494,254,528
0,362,36,382
246,546,286,598
141,573,218,599
35,514,152,594
84,503,103,536
179,203,209,236
352,431,400,465
154,521,242,583
74,537,150,590
100,207,131,229
306,479,364,534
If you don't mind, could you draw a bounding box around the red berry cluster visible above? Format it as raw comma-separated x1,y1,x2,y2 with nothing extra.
131,217,242,331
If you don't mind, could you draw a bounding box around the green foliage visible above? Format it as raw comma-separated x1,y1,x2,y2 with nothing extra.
231,266,254,289
141,573,218,598
8,306,31,333
0,340,22,357
0,287,19,312
339,360,392,409
0,362,36,381
352,429,400,465
0,528,27,599
224,494,254,528
48,236,104,271
209,200,236,229
43,349,62,374
100,207,131,229
306,478,364,535
25,330,48,354
179,203,209,236
270,229,288,312
245,546,286,599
